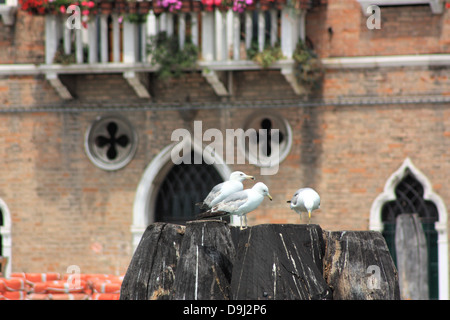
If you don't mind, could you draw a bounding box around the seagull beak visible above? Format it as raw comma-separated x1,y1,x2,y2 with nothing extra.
267,194,273,201
246,175,255,180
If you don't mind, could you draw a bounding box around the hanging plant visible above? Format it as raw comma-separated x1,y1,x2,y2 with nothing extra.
53,40,76,65
247,40,284,69
124,12,147,23
147,32,199,80
292,39,324,90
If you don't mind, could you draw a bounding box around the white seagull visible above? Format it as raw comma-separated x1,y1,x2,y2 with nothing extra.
196,171,255,210
197,182,272,230
287,188,321,224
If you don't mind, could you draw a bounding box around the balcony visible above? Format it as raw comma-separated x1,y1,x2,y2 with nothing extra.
40,0,323,99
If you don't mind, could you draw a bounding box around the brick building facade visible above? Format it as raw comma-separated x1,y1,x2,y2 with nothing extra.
0,0,449,299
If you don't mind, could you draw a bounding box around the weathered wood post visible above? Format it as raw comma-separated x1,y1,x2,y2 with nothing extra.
121,221,400,300
172,220,235,300
119,223,185,300
230,224,332,300
323,230,400,300
395,213,428,300
120,220,235,300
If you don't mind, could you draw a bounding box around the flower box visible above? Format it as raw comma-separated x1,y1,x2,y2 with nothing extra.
180,0,191,12
100,1,113,14
138,0,151,14
128,1,137,13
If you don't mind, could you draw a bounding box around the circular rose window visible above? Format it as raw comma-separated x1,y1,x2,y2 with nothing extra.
238,113,292,169
85,115,138,171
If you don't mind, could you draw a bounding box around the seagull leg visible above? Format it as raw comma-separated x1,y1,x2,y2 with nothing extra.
240,216,243,231
308,210,311,225
244,215,248,229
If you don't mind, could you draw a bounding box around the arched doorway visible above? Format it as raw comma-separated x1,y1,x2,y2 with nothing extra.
370,158,449,300
154,152,224,224
132,138,232,251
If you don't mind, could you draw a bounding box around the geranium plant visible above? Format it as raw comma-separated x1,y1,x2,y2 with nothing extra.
18,0,58,15
201,0,220,11
60,0,98,28
19,0,97,19
229,0,253,12
202,0,253,12
156,0,183,12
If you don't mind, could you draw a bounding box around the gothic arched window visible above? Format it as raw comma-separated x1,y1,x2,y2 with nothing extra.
0,208,3,257
154,153,224,224
381,169,439,299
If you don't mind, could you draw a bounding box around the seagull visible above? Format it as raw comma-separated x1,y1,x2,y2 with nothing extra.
287,188,321,224
197,182,272,230
196,171,255,210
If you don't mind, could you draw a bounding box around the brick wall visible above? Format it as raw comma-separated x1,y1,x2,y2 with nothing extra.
307,0,450,57
0,12,45,64
322,66,450,98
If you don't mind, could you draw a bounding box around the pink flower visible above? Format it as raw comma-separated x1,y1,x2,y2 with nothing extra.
81,1,88,6
87,1,95,8
59,5,65,13
82,9,89,15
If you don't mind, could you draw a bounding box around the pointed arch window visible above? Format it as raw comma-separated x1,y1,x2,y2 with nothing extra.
381,170,439,299
154,153,225,224
0,199,11,278
0,207,3,257
370,158,449,300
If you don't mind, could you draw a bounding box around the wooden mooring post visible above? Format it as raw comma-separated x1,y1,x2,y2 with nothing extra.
120,221,400,300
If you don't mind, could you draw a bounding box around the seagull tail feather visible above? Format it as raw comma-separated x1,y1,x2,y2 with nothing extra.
196,210,230,220
195,202,209,210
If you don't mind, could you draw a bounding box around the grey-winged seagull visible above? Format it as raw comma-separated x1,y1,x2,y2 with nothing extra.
196,171,255,210
197,182,272,230
287,188,321,224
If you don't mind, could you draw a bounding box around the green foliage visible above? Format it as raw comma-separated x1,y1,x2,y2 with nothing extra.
52,40,88,65
292,40,324,90
247,40,284,68
125,13,147,24
53,40,76,65
147,32,199,80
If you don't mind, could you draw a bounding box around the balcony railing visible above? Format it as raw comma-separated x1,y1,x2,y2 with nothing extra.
43,1,313,98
